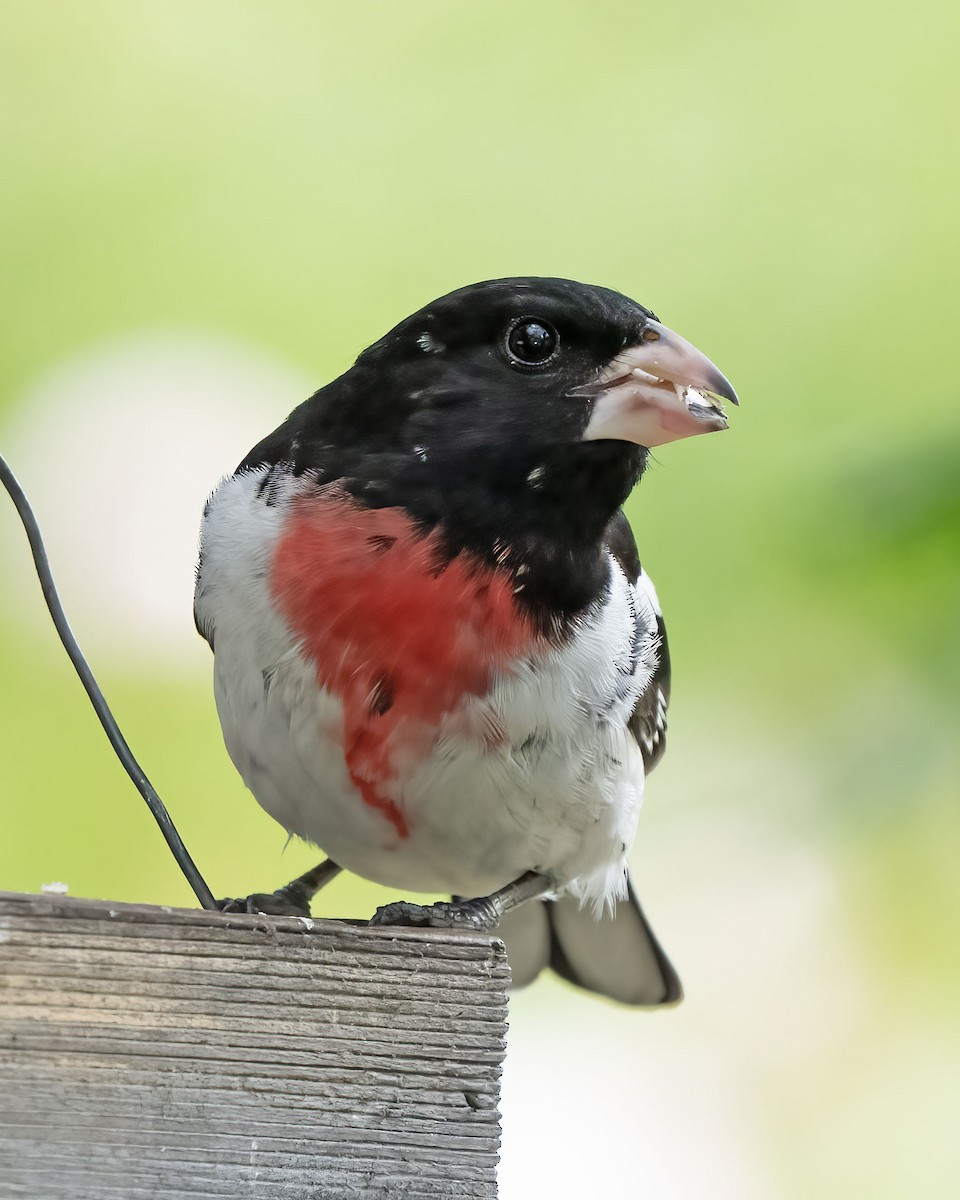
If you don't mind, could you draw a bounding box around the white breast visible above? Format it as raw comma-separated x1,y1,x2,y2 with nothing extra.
196,467,661,913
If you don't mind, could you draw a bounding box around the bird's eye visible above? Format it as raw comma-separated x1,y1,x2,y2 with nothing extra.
504,318,559,367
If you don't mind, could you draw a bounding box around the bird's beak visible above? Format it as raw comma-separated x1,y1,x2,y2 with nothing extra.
582,319,739,448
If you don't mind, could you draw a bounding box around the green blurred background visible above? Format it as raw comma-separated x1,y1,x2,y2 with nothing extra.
1,2,957,1196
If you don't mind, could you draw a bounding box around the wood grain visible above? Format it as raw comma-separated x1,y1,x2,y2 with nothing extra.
0,892,509,1198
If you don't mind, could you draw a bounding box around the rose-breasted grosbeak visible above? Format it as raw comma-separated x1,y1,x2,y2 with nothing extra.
195,277,737,1005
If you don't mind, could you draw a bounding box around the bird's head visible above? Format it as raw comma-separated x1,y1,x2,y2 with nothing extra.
247,278,738,591
348,277,737,463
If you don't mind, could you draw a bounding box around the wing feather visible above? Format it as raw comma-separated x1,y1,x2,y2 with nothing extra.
605,510,671,774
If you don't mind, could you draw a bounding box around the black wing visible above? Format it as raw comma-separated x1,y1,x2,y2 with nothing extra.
605,509,671,774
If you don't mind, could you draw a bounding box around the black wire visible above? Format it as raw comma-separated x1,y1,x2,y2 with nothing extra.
0,452,218,911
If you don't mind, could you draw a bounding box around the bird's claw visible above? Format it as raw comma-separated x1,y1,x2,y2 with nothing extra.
217,891,313,918
369,898,500,931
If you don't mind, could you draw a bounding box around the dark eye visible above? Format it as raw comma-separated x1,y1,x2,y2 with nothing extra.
505,318,559,367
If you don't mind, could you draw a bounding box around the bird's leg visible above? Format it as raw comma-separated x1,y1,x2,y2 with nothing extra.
218,858,342,918
368,870,552,932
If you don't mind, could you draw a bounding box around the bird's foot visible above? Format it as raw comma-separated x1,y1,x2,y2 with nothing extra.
217,890,313,918
369,897,501,931
216,860,341,918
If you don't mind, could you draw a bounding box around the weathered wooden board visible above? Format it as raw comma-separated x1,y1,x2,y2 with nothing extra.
0,892,509,1198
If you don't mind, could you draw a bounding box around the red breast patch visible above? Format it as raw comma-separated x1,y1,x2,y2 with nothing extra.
271,495,537,838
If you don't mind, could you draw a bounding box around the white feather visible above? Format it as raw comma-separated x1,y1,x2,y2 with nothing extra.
196,466,661,912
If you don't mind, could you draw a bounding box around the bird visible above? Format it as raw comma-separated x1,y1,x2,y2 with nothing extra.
194,276,737,1006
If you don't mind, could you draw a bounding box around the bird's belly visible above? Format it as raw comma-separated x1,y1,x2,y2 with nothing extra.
378,708,647,900
216,642,645,899
199,468,656,908
219,652,643,897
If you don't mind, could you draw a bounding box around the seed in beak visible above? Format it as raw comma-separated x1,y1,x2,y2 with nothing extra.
631,367,663,385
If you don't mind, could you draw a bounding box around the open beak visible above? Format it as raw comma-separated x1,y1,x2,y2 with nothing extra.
582,319,739,448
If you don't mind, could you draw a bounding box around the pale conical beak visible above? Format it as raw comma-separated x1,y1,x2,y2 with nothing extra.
582,319,739,448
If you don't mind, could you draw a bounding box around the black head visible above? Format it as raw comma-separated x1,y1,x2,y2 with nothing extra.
242,277,736,615
348,277,658,456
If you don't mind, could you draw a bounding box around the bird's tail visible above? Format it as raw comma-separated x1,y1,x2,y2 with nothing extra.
496,875,682,1006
